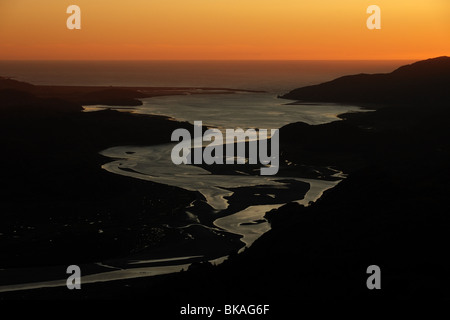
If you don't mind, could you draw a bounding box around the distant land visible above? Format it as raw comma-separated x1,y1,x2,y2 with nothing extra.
0,76,263,108
281,56,450,104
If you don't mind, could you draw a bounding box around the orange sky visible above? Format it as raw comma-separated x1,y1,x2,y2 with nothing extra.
0,0,448,60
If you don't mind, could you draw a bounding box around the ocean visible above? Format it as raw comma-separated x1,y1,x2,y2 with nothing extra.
0,60,412,93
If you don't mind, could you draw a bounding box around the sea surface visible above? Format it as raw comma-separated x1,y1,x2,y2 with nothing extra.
0,60,412,93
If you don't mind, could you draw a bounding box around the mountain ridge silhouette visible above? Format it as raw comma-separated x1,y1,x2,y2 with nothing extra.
281,56,450,104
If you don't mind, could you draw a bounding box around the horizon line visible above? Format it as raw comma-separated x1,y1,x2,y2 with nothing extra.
0,58,425,62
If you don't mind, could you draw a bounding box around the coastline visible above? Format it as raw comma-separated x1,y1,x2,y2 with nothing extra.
1,76,265,107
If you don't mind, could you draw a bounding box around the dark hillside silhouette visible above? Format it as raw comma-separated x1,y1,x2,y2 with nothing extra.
281,56,450,104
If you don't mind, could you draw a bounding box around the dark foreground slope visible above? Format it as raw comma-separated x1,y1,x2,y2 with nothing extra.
217,57,450,300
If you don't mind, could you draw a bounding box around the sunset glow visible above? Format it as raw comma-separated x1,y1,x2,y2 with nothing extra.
0,0,449,60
